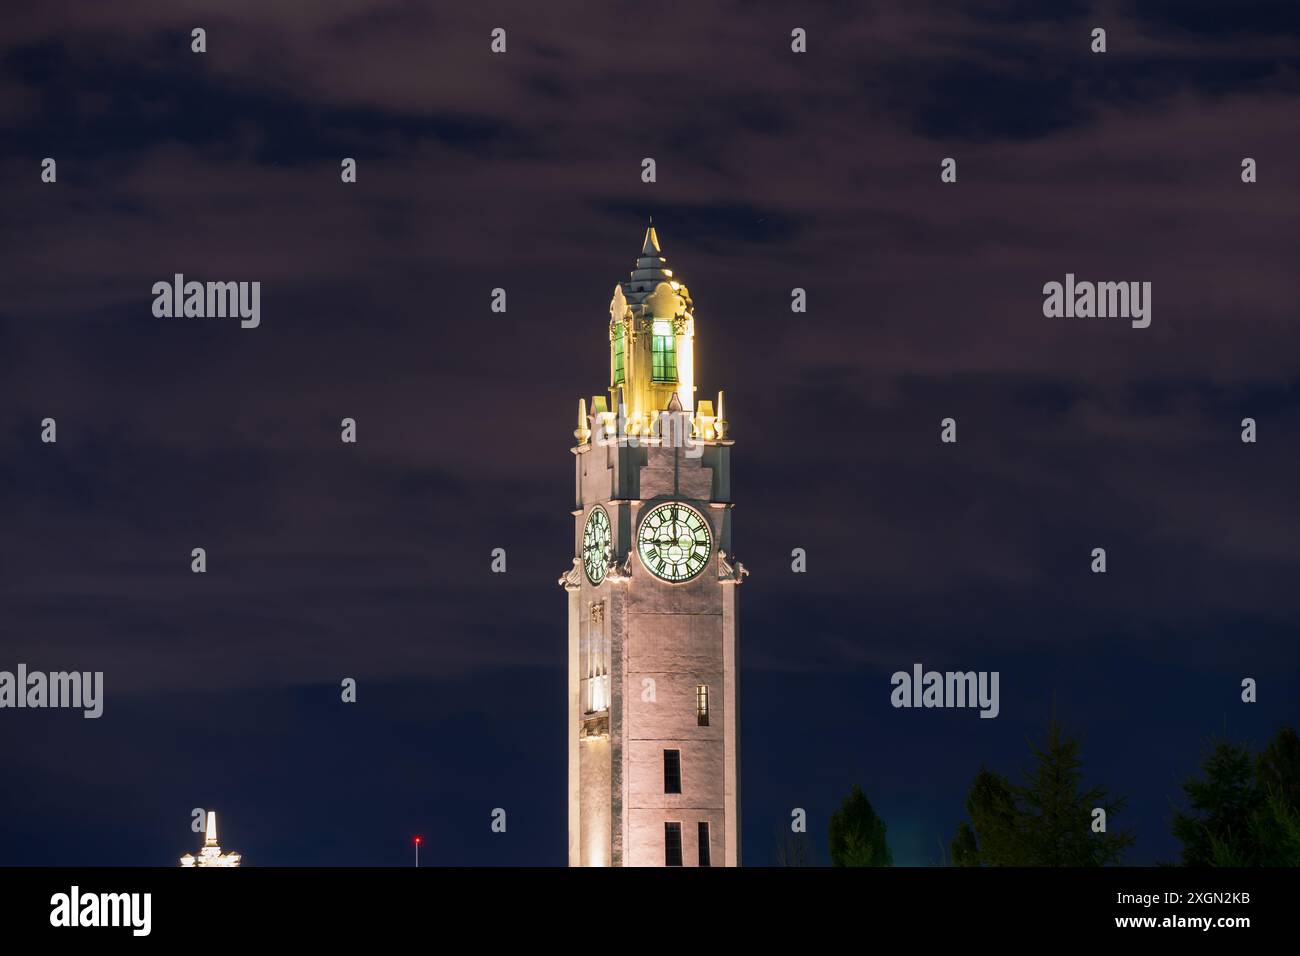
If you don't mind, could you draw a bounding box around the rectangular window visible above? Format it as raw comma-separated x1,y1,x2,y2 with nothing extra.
663,749,682,794
651,323,676,382
696,684,709,726
698,822,711,867
665,823,683,867
613,324,625,385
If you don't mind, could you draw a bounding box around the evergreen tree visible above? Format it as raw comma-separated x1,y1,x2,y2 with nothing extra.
1256,726,1300,810
950,717,1133,866
1172,726,1300,867
828,784,892,866
951,768,1025,866
1254,726,1300,866
1021,719,1133,865
1171,739,1262,866
1252,787,1300,867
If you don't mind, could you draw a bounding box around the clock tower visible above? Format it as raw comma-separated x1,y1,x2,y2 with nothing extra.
560,223,745,867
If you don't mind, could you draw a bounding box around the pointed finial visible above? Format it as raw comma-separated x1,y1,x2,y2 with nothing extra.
715,390,728,439
575,398,591,444
641,219,662,257
205,810,218,847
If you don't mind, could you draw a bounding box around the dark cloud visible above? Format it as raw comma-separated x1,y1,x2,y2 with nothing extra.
3,39,538,166
591,199,803,247
1127,0,1300,38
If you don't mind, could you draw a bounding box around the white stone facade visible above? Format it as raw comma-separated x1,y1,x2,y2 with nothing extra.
565,434,741,866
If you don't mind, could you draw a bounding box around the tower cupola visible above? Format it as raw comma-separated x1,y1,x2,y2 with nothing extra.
608,220,697,419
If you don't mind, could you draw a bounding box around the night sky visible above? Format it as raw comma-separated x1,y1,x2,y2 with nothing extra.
2,1,1298,866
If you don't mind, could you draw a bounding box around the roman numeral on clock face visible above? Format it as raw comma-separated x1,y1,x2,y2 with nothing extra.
636,501,712,583
582,506,612,585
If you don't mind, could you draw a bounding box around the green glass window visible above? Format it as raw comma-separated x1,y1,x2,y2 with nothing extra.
651,321,676,382
613,323,625,385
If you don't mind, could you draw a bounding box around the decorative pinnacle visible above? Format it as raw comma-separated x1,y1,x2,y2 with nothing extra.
575,398,591,444
641,219,661,257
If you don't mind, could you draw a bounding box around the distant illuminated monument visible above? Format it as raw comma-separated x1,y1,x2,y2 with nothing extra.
179,810,242,867
561,223,744,866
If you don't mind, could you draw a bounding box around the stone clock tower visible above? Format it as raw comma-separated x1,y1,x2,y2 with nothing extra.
560,223,745,867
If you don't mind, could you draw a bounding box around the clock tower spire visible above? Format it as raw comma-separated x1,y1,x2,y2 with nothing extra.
562,223,745,867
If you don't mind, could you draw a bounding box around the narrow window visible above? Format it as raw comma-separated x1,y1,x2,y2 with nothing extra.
651,320,676,382
613,322,625,385
663,749,682,794
696,684,709,726
665,823,683,867
698,822,711,867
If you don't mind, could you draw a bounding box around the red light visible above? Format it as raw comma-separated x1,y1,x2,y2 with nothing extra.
414,837,422,845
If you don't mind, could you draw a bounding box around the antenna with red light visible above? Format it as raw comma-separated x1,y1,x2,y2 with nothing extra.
414,835,422,868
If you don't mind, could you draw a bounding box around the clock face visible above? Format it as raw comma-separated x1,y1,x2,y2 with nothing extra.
637,501,712,583
582,506,612,585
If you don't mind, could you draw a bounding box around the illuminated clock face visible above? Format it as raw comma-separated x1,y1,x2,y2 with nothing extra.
582,506,612,585
637,501,712,583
